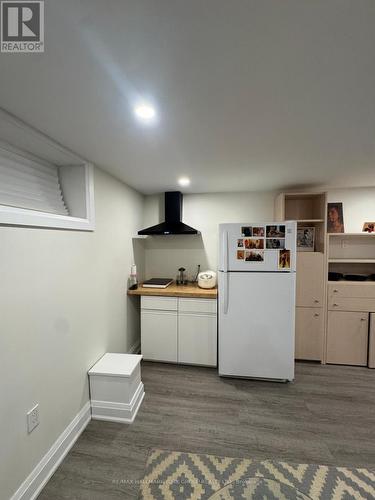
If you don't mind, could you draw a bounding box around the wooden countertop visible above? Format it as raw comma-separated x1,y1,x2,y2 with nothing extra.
127,282,217,299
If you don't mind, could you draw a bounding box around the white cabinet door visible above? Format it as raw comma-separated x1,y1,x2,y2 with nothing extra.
178,313,217,366
141,310,177,362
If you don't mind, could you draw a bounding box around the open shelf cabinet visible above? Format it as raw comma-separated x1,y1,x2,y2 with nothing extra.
275,192,327,253
328,233,375,280
275,192,326,219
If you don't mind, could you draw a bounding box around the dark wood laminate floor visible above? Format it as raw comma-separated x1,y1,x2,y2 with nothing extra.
39,362,375,499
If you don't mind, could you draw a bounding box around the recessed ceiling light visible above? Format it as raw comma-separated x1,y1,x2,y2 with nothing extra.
134,103,157,123
178,177,190,187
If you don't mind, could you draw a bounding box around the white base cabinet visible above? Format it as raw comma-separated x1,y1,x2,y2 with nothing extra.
141,296,217,367
141,310,178,362
178,313,217,366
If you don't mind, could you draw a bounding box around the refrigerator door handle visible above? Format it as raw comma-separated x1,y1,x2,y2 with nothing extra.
223,272,229,314
220,230,229,272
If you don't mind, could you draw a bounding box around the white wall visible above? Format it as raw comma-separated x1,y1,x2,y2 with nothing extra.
142,191,275,279
0,167,144,500
327,187,375,233
142,187,375,279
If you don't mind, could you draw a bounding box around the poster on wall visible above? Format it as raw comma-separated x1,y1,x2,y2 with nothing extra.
327,203,344,233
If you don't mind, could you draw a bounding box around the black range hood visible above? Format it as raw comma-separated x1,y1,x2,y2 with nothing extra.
138,191,198,235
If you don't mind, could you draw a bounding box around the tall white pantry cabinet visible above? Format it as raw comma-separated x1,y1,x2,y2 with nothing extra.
141,296,217,367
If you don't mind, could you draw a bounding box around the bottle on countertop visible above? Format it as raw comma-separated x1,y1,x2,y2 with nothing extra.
194,264,201,283
128,264,138,290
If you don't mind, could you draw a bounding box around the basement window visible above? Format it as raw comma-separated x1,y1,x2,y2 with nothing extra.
0,143,95,231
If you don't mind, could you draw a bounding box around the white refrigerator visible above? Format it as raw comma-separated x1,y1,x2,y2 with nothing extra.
218,222,296,381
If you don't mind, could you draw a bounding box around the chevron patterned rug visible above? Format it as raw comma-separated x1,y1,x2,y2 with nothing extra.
138,449,375,500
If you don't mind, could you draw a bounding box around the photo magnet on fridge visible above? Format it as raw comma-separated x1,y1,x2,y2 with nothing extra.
278,249,291,269
244,238,264,249
241,226,252,237
266,238,285,249
252,226,265,237
237,250,245,260
266,225,286,238
245,250,264,262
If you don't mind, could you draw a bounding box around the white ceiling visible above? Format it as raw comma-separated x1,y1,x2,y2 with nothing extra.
0,0,374,194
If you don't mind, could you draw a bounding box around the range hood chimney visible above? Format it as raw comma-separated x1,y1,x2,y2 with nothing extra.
138,191,198,235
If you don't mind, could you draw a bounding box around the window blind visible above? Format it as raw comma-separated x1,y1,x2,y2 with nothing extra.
0,149,69,215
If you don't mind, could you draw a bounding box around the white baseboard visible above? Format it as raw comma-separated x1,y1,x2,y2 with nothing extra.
11,402,91,500
10,349,142,500
91,382,144,423
128,341,141,354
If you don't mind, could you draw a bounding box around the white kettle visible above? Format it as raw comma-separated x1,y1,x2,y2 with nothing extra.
197,270,217,289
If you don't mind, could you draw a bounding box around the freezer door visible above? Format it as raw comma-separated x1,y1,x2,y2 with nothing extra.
218,271,295,380
219,222,296,272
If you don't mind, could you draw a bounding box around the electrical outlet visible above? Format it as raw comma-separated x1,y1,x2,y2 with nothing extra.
27,404,39,433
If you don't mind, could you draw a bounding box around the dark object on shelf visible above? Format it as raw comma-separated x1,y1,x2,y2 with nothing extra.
328,272,344,281
344,274,368,282
368,274,375,281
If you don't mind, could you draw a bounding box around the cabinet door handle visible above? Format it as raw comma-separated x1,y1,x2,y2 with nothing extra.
333,303,338,307
333,289,338,293
361,318,367,322
314,313,320,317
314,299,319,303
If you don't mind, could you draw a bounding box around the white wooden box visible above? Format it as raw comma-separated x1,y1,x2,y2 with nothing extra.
88,353,144,423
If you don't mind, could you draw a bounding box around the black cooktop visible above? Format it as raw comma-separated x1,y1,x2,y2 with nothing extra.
142,278,173,288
